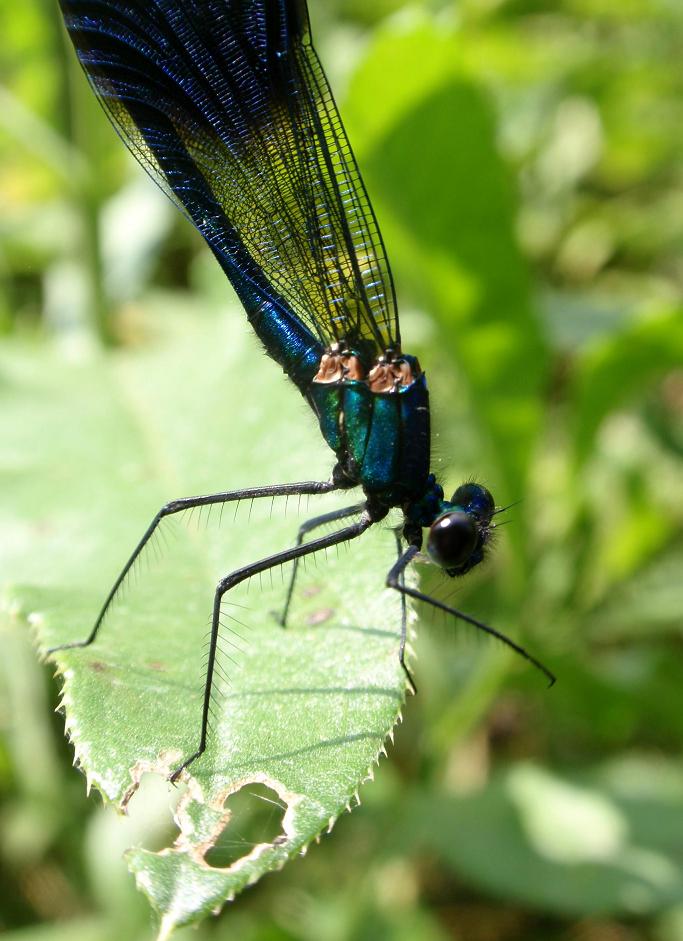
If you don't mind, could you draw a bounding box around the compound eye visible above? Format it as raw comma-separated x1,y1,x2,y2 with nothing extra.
451,483,495,520
427,512,478,570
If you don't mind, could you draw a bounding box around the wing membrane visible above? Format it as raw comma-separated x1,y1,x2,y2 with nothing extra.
60,0,399,352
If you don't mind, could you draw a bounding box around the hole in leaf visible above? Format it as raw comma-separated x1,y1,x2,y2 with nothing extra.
117,772,182,853
204,783,287,868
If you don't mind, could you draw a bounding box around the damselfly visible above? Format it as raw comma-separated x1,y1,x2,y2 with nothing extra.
52,0,554,781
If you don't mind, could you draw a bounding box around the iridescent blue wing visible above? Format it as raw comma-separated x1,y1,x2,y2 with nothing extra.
59,0,399,354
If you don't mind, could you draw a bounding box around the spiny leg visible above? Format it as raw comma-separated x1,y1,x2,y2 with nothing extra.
278,502,365,627
170,511,374,782
47,479,339,654
386,545,556,688
393,530,417,695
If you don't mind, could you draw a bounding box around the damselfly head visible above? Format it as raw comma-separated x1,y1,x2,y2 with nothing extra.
450,483,495,521
426,482,495,576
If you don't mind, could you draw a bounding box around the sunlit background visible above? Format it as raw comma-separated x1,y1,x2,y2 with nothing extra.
2,1,683,939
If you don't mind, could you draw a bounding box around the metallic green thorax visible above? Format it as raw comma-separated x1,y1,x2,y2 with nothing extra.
308,355,431,508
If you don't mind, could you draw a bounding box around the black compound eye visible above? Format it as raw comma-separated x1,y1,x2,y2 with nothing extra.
427,511,478,570
451,483,495,520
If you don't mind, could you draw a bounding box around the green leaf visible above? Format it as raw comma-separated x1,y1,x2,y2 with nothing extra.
571,306,683,464
0,918,110,941
585,542,683,641
1,307,408,935
406,758,683,918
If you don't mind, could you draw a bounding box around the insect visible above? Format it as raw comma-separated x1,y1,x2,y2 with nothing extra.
52,0,554,781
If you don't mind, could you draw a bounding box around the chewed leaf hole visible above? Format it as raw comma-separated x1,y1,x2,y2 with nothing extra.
204,783,287,869
117,772,182,853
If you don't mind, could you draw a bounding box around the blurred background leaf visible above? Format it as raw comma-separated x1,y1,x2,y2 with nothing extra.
1,1,682,940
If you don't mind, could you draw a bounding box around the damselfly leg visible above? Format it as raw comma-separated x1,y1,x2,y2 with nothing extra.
386,546,556,688
278,503,365,628
392,531,417,694
47,479,340,654
279,511,416,692
170,511,374,782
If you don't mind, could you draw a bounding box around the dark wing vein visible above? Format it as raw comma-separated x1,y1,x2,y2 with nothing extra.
59,0,399,352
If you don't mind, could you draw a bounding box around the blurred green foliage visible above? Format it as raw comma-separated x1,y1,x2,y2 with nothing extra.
1,0,682,939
